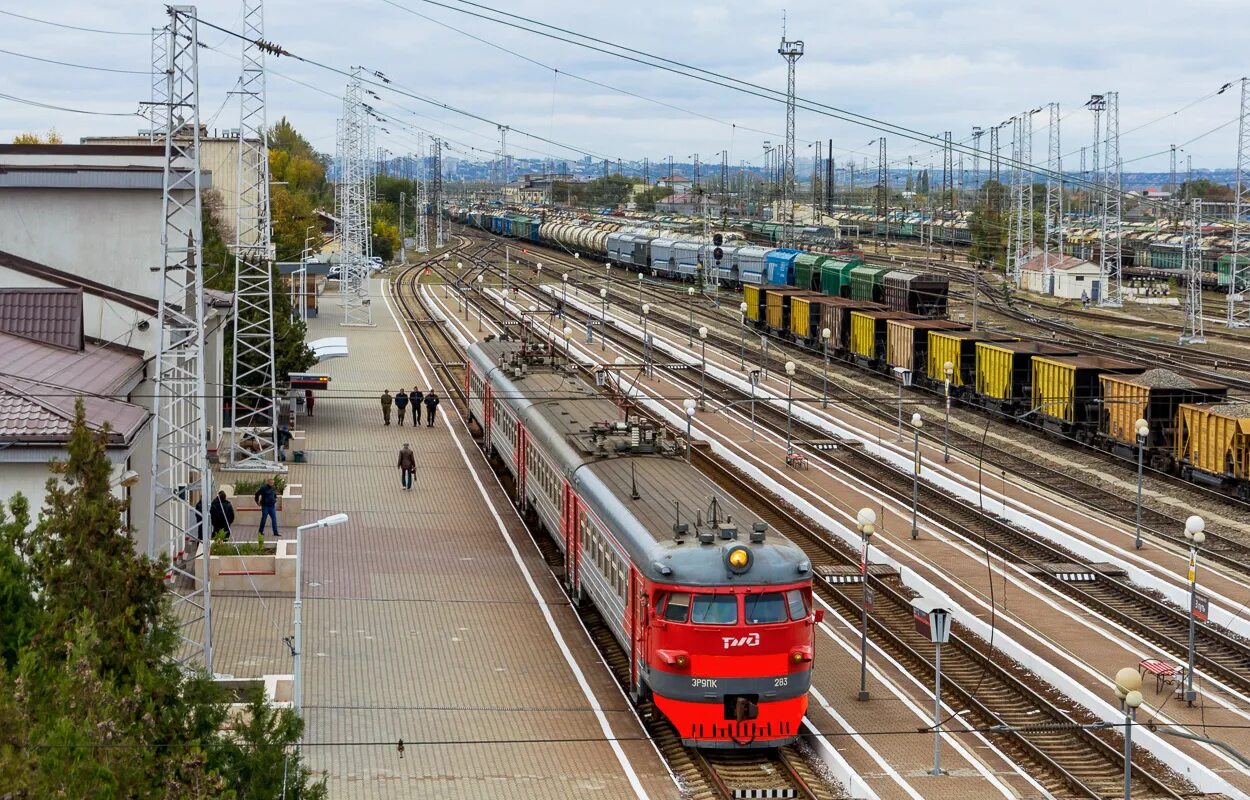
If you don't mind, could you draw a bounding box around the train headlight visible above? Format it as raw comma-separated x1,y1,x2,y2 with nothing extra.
728,548,749,569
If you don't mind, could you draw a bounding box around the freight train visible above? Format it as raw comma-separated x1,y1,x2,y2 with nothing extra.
467,338,821,748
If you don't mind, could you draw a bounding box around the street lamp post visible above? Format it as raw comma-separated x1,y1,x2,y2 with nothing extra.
294,513,350,720
698,326,709,410
1183,514,1205,704
599,287,608,352
1134,418,1149,549
562,325,573,365
687,286,696,345
561,272,568,317
911,412,923,540
856,508,876,701
943,361,954,463
638,271,645,311
821,327,832,408
784,361,797,458
536,263,542,287
1114,667,1145,799
739,301,748,368
683,400,696,463
641,303,651,377
475,274,484,331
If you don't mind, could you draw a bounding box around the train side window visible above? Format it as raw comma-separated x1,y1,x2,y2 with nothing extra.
744,592,787,624
786,589,810,620
691,594,738,625
663,592,691,622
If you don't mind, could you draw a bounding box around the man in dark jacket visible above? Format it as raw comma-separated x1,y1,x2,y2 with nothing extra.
381,390,393,425
255,477,279,537
397,443,416,490
209,490,236,540
424,392,440,427
408,389,423,420
395,387,409,426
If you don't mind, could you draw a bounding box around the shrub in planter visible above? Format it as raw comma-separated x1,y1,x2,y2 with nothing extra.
210,531,272,556
231,475,288,498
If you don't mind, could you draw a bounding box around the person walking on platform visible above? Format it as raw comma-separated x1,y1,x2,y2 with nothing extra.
305,389,315,418
424,391,440,427
381,390,393,425
397,443,416,490
255,477,280,537
209,490,236,540
408,389,423,422
395,387,409,426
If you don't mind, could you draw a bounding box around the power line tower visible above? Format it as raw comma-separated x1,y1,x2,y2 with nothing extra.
778,21,804,247
1009,115,1026,287
150,6,213,673
1227,77,1249,327
228,0,280,469
1101,91,1123,307
498,124,510,190
1086,94,1106,295
432,137,445,247
414,133,428,253
643,157,650,186
1043,102,1064,295
875,137,887,218
1168,144,1178,195
336,69,372,326
989,124,1001,185
149,27,168,142
942,131,954,215
1181,199,1206,344
971,127,983,190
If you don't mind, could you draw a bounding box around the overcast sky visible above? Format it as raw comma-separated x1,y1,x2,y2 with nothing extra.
2,0,1247,174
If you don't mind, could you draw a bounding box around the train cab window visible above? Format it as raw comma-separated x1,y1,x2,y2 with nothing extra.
786,589,810,620
744,592,788,624
663,592,691,622
691,594,738,625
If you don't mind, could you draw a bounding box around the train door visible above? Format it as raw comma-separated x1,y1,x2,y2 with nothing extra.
515,425,527,510
483,384,494,456
629,569,645,697
1091,280,1102,303
561,483,579,595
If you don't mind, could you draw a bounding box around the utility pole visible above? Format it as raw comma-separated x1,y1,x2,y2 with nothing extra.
826,138,834,212
942,131,954,216
336,70,372,325
876,137,887,220
1169,144,1178,195
149,27,168,142
414,134,428,253
498,124,509,188
1227,77,1249,327
779,17,804,247
971,127,983,191
1087,94,1106,295
433,137,445,247
1009,115,1025,287
398,190,407,266
151,5,213,673
229,0,280,469
643,157,650,186
989,124,1001,185
1102,91,1123,306
1043,103,1063,296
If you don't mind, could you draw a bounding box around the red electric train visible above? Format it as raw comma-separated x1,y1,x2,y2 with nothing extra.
467,338,820,748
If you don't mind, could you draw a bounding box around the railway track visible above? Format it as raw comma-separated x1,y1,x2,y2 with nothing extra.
469,229,1250,574
435,250,1202,797
392,255,842,800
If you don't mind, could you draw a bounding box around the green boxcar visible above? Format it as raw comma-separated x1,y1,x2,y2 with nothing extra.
820,258,861,297
793,254,828,291
1149,246,1184,271
850,266,891,302
1218,254,1250,291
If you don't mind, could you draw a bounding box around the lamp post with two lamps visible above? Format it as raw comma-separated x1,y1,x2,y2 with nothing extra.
1134,417,1149,549
821,327,831,407
739,302,748,368
560,272,569,317
784,361,797,458
1114,666,1144,799
698,326,708,410
856,508,876,701
683,399,696,463
641,304,652,377
943,361,954,463
687,287,696,345
475,274,484,331
293,513,350,718
1183,514,1205,704
910,412,923,540
638,271,645,309
599,287,608,351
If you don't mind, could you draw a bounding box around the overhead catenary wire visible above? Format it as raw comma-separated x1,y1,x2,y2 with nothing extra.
0,45,150,74
0,91,142,118
0,9,148,35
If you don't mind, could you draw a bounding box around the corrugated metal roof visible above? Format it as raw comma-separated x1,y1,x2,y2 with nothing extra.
0,288,83,350
0,376,147,445
0,331,144,396
1020,253,1096,272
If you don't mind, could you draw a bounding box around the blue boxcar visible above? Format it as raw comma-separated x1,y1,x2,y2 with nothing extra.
765,248,802,286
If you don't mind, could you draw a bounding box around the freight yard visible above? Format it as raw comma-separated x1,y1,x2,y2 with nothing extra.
4,2,1250,799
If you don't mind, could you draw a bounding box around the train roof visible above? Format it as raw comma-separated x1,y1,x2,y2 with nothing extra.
468,340,812,587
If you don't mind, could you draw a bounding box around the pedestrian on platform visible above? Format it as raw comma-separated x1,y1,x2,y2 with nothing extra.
395,388,409,426
305,389,315,418
408,389,423,421
381,390,393,425
255,477,280,537
277,426,291,462
424,391,440,427
397,443,416,490
209,490,236,540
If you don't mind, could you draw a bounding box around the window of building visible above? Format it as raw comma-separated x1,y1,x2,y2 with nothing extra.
786,589,810,620
744,592,788,624
691,594,738,625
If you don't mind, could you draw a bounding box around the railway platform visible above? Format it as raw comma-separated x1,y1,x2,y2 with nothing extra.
206,278,676,799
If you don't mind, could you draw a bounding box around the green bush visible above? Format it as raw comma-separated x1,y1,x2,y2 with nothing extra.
210,533,272,556
230,474,287,498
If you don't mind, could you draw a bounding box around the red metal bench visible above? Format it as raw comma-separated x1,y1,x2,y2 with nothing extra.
1139,658,1181,694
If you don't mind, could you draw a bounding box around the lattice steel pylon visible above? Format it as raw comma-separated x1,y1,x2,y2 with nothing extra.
498,125,509,188
875,138,887,219
1086,94,1105,295
778,25,803,248
149,27,168,142
432,137,445,247
1227,77,1249,327
149,6,213,674
1009,116,1026,287
1182,198,1206,344
228,0,280,468
414,134,428,253
989,124,1001,185
1043,103,1063,295
971,127,983,190
336,69,372,326
1101,91,1123,307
